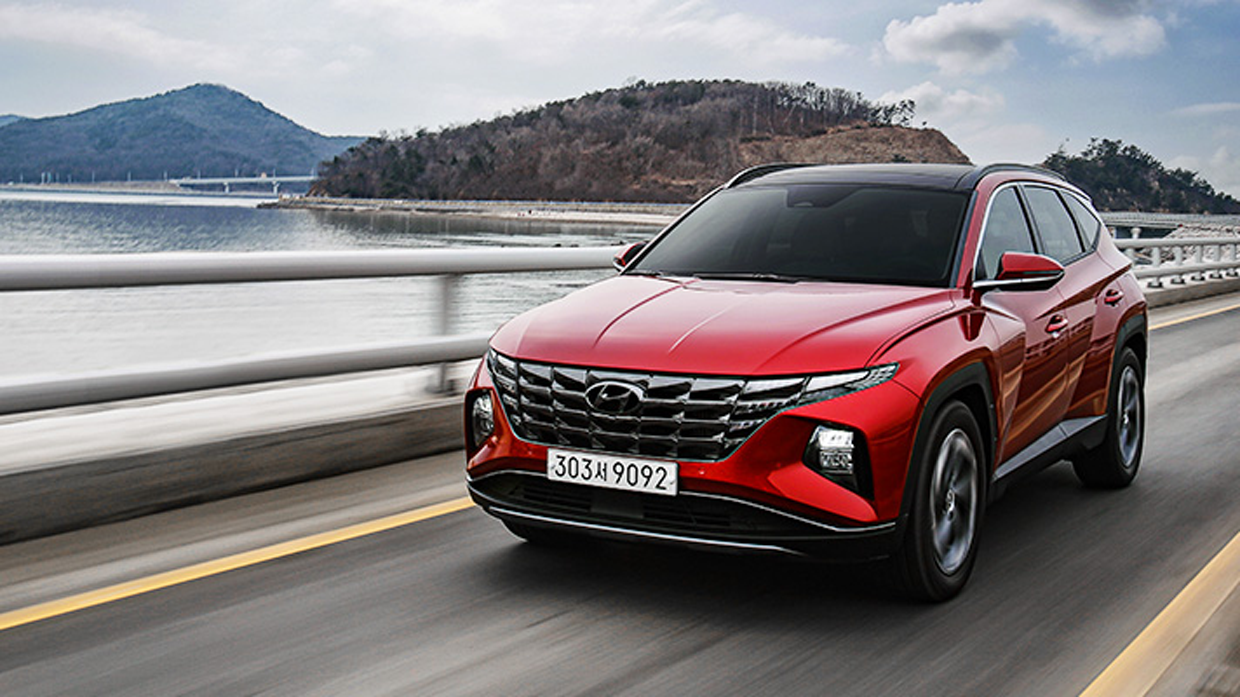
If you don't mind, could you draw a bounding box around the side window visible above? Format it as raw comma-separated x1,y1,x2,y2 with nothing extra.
1064,194,1102,250
1025,187,1084,263
977,187,1035,281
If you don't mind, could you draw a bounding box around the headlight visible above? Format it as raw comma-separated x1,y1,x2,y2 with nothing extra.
799,364,898,405
804,424,870,496
468,390,496,451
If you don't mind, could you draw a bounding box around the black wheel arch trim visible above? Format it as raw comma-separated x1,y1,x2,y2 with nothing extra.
896,361,997,536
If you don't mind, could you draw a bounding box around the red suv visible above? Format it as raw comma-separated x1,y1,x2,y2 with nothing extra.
464,163,1147,600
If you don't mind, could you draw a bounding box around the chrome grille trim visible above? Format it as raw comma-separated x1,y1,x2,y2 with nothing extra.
488,351,896,462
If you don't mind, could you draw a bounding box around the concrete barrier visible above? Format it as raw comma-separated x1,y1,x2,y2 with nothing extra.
0,398,462,545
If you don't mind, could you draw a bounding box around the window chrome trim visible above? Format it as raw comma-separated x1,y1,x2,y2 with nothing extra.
970,180,1098,287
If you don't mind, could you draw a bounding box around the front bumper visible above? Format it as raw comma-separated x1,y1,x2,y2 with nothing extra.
468,469,902,560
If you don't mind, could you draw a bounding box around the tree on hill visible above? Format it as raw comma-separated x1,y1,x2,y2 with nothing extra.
311,79,960,203
1042,139,1240,213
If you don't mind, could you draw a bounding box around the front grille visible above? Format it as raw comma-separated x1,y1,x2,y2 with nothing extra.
489,352,816,461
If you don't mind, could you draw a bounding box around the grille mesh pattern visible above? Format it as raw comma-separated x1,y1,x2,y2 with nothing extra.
489,352,893,461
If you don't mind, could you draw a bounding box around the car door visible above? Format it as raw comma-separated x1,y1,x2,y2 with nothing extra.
1021,185,1107,421
975,185,1070,463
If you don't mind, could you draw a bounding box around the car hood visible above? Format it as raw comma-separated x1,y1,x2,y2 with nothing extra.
490,275,960,375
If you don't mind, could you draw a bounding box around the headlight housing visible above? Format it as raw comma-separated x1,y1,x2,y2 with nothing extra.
799,364,898,406
467,390,496,452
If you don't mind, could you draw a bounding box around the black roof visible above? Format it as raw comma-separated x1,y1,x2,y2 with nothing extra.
729,163,1067,192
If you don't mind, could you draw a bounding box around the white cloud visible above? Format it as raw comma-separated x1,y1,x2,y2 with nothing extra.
1173,102,1240,117
1169,146,1240,198
0,2,237,70
883,0,1167,74
880,81,1005,122
329,0,847,66
949,121,1060,165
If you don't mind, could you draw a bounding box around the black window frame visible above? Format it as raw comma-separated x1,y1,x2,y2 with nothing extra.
1019,184,1089,266
1061,191,1104,253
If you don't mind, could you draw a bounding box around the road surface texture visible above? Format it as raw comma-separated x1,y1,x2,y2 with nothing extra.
1,293,1237,696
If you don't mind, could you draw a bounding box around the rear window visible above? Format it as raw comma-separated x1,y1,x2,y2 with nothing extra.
1064,194,1103,250
629,185,969,287
1024,186,1085,263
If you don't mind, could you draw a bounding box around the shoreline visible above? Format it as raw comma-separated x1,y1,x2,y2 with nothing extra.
263,195,686,227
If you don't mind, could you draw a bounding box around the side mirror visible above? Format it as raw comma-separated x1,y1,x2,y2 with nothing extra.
974,252,1064,292
612,241,647,271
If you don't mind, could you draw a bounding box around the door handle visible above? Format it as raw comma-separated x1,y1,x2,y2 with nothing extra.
1046,315,1069,334
1104,289,1124,306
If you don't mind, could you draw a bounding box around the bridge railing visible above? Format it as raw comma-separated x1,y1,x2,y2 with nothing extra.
1113,237,1240,288
0,247,619,416
3,237,1237,416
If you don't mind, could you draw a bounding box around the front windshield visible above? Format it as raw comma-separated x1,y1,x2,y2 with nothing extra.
630,184,969,287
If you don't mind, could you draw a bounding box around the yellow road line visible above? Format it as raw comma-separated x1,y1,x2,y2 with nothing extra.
1081,298,1240,694
0,495,474,633
1151,301,1240,331
1080,529,1240,696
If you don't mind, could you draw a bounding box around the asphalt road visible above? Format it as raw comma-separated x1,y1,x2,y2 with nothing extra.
1,295,1238,696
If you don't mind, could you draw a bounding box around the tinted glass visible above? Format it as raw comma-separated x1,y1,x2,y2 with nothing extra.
629,185,968,286
976,187,1034,281
1025,186,1084,263
1064,194,1102,249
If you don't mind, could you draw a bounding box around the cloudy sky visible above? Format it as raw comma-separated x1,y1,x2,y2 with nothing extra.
2,0,1239,194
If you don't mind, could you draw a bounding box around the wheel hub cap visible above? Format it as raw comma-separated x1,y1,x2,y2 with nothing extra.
930,428,978,575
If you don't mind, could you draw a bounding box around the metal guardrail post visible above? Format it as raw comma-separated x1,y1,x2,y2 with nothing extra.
433,274,461,393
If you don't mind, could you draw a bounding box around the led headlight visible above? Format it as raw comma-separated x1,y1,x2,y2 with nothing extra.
799,364,898,405
803,424,870,496
468,390,496,451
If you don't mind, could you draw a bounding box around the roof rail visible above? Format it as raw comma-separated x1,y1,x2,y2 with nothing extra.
957,163,1066,189
725,163,817,188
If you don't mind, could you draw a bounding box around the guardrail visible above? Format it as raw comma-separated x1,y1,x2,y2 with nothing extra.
3,236,1237,416
0,247,620,415
1114,237,1240,288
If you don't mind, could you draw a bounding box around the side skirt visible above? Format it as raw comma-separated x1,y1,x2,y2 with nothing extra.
989,415,1107,502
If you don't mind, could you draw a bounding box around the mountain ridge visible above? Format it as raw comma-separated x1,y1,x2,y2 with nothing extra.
312,79,970,202
0,84,359,183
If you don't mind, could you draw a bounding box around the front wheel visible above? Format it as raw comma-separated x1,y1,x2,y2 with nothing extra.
1073,347,1144,489
890,401,985,602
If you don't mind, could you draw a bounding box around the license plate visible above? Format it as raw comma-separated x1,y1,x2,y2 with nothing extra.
546,448,678,496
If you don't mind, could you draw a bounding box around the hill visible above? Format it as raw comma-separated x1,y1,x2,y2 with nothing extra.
1042,139,1240,213
312,80,969,202
0,115,24,128
0,85,360,183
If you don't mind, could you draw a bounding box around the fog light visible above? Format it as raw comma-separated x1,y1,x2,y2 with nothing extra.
469,391,496,450
804,425,864,492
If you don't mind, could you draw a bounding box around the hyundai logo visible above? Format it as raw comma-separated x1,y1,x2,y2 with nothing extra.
585,380,645,415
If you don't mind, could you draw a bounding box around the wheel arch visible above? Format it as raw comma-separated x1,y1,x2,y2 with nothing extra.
897,361,997,525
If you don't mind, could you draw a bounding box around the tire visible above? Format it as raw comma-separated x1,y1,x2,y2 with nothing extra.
502,520,581,548
891,400,985,602
1073,347,1144,489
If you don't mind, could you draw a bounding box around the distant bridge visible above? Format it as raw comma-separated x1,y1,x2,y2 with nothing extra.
171,175,315,194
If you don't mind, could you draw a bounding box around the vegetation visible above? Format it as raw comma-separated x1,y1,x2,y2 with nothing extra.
0,85,359,183
0,115,23,129
313,79,967,202
1042,139,1240,213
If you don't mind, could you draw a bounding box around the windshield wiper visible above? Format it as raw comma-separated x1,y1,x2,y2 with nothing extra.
691,272,803,283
